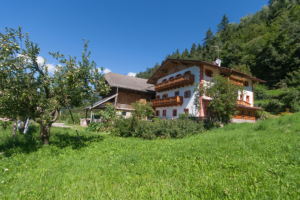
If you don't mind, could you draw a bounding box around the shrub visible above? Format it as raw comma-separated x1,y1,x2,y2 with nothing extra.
134,117,204,139
112,117,138,137
254,83,269,100
87,122,105,132
265,99,283,113
152,117,161,123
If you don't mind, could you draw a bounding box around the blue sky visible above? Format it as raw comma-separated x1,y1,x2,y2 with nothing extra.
1,0,268,76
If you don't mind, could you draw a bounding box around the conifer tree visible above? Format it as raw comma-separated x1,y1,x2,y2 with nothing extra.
217,14,229,33
190,43,196,57
202,27,214,47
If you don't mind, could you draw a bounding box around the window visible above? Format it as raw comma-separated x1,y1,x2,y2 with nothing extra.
184,71,191,75
163,110,167,117
205,69,213,77
241,110,245,115
156,95,160,99
162,94,168,98
248,111,252,116
169,76,174,81
244,81,249,87
240,94,243,101
184,90,191,98
246,95,250,103
156,110,160,117
175,74,182,78
173,109,177,117
162,79,168,83
184,108,189,114
175,91,179,96
122,111,126,116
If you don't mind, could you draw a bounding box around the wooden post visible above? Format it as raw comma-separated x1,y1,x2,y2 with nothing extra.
115,87,119,107
90,109,93,123
85,109,88,125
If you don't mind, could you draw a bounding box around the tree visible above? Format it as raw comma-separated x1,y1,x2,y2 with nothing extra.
217,14,229,33
202,27,214,46
190,43,196,57
194,75,243,123
0,27,110,145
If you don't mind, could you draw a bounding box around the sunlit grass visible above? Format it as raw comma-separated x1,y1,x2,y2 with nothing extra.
1,113,300,199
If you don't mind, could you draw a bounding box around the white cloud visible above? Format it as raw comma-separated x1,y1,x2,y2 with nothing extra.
97,68,102,73
46,63,56,74
36,56,45,65
127,72,137,77
103,68,111,74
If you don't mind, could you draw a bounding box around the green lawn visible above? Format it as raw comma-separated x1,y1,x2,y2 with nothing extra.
1,114,300,199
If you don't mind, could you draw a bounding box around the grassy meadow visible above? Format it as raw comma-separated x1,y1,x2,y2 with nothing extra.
1,113,300,199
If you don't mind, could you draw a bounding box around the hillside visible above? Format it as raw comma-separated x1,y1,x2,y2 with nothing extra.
1,113,300,198
136,1,300,86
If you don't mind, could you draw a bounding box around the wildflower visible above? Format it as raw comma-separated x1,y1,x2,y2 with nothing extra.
1,181,4,183
4,169,8,171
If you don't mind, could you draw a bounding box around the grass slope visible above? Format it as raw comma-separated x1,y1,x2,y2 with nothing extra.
1,114,300,199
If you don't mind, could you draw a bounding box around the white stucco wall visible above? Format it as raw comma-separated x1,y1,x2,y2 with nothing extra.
238,79,254,106
155,66,200,119
155,65,255,119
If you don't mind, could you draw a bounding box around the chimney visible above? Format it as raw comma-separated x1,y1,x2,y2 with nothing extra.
215,58,222,67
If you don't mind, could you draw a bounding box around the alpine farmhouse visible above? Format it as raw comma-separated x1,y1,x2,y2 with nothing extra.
147,59,266,123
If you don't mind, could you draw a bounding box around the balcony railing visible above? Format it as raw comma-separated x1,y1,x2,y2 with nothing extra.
151,96,183,108
237,100,251,107
230,79,244,86
155,74,195,92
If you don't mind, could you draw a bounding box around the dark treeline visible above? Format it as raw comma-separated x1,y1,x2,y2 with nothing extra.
136,0,300,85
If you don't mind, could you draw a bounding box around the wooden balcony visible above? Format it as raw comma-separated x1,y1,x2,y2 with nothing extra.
230,79,244,86
155,74,195,92
151,96,183,108
237,100,251,107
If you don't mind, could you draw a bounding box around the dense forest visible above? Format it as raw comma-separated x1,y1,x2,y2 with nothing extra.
136,0,300,85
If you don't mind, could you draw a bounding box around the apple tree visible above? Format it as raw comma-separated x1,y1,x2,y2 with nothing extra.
0,27,110,145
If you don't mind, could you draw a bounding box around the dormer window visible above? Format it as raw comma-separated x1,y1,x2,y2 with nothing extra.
162,79,168,83
162,94,168,98
205,69,213,77
169,76,174,81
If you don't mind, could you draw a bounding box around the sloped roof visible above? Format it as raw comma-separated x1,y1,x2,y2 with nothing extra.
147,59,266,84
105,72,155,93
84,94,118,110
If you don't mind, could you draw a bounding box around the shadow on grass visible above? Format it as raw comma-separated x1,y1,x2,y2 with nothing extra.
0,125,104,157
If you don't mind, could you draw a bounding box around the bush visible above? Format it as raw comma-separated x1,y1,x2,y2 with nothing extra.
265,99,283,113
134,117,204,139
112,117,138,137
87,122,105,132
254,84,269,100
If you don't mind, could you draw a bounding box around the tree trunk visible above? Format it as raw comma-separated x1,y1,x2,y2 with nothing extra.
40,123,51,145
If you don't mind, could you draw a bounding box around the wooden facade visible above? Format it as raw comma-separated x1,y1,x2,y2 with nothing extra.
102,87,155,111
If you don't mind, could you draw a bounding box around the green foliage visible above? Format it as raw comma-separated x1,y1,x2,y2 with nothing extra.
86,122,105,132
135,63,160,79
285,69,300,88
131,100,155,119
194,75,243,122
134,117,204,139
112,116,138,137
1,113,300,198
152,117,162,122
135,1,300,86
99,103,116,124
0,27,110,144
280,87,300,112
254,83,269,100
265,99,283,113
